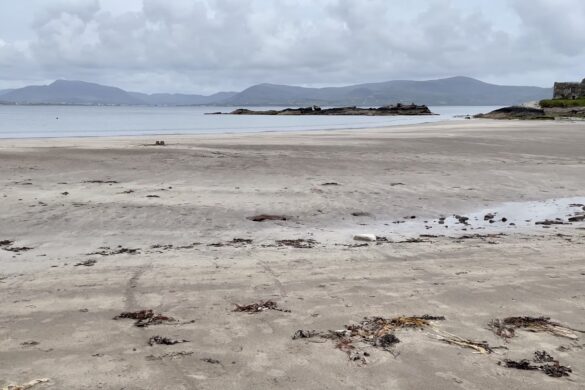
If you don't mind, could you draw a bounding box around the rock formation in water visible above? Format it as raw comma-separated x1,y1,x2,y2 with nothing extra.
218,104,434,116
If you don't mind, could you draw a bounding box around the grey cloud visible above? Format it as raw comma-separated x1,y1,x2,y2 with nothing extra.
0,0,584,93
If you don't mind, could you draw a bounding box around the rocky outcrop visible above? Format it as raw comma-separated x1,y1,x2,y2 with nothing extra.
474,106,553,120
217,104,434,116
475,105,585,120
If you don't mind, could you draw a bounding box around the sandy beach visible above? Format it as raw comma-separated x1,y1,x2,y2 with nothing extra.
1,119,585,389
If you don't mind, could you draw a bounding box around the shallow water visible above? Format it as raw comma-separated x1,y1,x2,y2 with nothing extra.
0,105,499,139
347,197,585,240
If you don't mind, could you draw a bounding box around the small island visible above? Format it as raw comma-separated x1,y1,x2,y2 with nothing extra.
209,103,434,116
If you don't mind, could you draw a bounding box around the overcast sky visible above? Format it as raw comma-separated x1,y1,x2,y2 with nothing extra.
0,0,584,94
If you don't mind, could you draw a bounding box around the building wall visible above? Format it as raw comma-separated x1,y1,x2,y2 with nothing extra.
554,80,585,99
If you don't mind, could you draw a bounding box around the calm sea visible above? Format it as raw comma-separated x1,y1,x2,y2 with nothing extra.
0,106,500,139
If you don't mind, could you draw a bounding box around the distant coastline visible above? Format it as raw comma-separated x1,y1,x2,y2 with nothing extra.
0,76,551,107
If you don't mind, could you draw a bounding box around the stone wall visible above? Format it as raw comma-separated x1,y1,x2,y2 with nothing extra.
554,79,585,99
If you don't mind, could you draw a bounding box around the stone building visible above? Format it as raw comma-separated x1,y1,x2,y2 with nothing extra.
553,78,585,99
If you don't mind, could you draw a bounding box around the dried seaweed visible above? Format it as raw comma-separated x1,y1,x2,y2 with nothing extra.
533,350,554,363
434,330,495,354
500,359,539,371
0,241,33,253
209,238,253,247
489,316,583,340
233,300,290,313
201,358,221,364
146,351,193,360
500,351,572,378
292,330,318,339
74,259,97,267
293,315,445,363
276,239,317,248
88,247,139,256
114,309,175,327
247,214,288,222
148,336,189,346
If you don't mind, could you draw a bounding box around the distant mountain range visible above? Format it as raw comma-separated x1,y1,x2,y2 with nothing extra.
0,77,552,106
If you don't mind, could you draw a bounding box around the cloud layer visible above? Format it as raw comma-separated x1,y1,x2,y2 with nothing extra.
1,0,584,93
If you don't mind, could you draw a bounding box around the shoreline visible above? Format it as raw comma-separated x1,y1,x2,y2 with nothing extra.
0,116,458,141
0,117,570,144
0,105,501,140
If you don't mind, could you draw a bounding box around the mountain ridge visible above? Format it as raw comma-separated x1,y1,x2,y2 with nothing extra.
0,77,552,106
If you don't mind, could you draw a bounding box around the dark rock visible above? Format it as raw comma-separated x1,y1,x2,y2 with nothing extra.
475,106,553,120
227,104,434,116
247,214,288,222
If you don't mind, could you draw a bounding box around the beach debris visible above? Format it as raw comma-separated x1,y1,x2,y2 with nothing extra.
390,182,405,186
154,140,166,146
293,315,445,363
1,378,50,390
351,211,371,217
233,300,290,313
339,243,370,248
114,309,175,327
434,330,495,354
276,239,317,248
146,351,193,361
500,359,539,371
230,238,253,245
484,213,496,221
398,238,428,243
321,182,340,186
0,241,33,253
533,350,555,363
148,336,189,346
201,358,221,364
457,233,506,240
88,246,139,256
208,238,253,247
74,259,97,267
150,243,200,251
146,195,160,198
61,191,69,196
292,330,319,340
489,316,583,340
247,214,288,222
14,180,33,185
454,215,470,225
499,351,572,378
0,239,32,253
353,234,377,242
20,341,40,347
535,219,566,226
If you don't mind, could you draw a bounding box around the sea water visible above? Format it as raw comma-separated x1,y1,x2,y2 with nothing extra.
0,105,500,139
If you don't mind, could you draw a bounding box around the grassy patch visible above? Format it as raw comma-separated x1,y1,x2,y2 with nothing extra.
540,98,585,108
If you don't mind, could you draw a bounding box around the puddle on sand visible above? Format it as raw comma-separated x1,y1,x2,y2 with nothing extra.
351,197,585,240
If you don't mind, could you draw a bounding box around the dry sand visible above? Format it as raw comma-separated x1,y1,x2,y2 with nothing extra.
1,119,584,389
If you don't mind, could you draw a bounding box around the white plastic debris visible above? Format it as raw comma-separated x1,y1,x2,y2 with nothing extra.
353,234,377,242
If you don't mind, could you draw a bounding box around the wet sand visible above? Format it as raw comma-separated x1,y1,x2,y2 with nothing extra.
1,119,585,389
